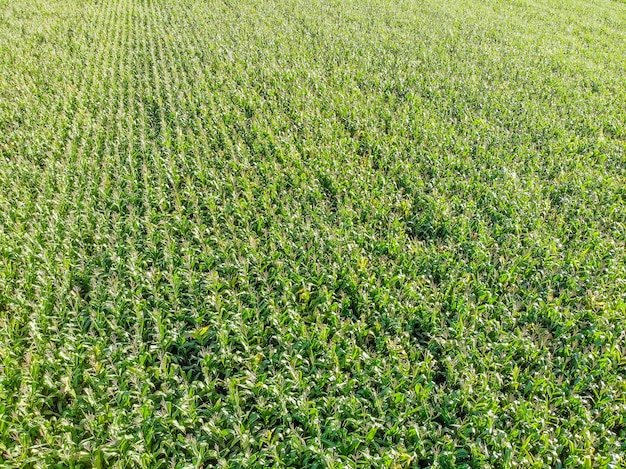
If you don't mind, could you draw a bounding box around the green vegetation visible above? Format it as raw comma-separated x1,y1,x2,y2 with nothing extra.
1,0,625,467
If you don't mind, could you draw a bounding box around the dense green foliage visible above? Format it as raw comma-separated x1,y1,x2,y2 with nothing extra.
1,0,626,467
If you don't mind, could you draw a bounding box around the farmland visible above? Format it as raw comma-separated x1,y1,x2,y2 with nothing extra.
1,0,626,467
